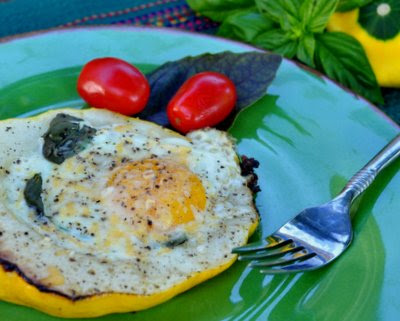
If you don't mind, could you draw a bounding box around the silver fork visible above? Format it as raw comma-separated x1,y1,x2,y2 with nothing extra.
233,134,400,274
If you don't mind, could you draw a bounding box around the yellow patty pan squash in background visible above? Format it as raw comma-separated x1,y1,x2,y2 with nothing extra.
328,3,400,88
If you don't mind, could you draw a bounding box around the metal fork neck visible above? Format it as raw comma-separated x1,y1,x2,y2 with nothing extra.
339,134,400,204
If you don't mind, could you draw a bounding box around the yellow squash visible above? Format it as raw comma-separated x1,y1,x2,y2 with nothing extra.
328,7,400,87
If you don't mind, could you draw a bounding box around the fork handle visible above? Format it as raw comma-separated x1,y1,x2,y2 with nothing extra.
340,134,400,202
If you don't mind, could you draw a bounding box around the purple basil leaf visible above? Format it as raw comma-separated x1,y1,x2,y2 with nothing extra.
139,51,282,130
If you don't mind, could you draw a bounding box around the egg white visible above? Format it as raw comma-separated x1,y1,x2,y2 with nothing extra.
0,108,258,298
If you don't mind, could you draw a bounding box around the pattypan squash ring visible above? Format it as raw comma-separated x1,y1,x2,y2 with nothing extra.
328,1,400,87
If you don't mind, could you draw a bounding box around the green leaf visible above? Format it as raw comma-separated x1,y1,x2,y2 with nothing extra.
141,51,282,129
164,233,188,248
300,0,339,33
187,0,253,22
24,173,44,217
256,0,302,32
255,0,301,22
297,33,316,67
337,0,374,12
358,0,400,40
254,29,298,58
218,7,277,42
42,114,97,164
315,32,383,104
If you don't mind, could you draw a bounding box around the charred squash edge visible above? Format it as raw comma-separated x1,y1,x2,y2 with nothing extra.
0,219,258,318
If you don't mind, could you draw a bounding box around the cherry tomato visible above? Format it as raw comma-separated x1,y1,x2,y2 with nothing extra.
77,57,150,115
167,72,237,133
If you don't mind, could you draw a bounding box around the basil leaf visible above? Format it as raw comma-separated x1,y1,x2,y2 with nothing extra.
24,173,44,217
164,233,188,248
256,0,302,23
186,0,253,22
337,0,373,12
218,7,277,42
256,0,303,35
43,113,97,164
141,51,282,129
254,29,298,58
315,32,383,104
300,0,339,33
297,33,316,67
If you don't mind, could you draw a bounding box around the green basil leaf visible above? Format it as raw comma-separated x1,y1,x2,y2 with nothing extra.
337,0,373,12
254,29,298,58
141,51,282,129
358,0,400,40
43,114,97,164
300,0,339,33
297,33,316,67
24,173,45,217
187,0,253,22
255,0,302,22
164,233,188,248
218,7,277,42
255,0,303,36
315,32,383,104
280,13,302,33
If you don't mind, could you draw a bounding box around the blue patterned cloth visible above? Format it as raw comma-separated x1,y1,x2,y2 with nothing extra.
0,0,218,38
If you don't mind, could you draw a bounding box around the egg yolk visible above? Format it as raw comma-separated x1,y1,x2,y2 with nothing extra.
108,159,206,231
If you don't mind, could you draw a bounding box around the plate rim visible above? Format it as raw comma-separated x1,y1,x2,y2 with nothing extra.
0,24,398,131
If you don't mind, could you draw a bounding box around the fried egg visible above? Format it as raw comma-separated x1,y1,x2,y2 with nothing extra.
0,108,258,317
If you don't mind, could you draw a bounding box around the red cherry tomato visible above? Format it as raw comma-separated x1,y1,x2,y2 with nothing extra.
167,72,237,133
77,57,150,115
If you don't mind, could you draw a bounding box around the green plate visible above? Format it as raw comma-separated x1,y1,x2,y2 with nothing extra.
0,27,399,321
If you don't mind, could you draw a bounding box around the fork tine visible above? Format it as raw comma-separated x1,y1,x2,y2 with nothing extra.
259,255,324,274
238,242,298,261
249,250,315,268
232,235,292,254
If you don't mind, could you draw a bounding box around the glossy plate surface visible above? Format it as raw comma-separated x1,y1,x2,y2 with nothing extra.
0,27,399,321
